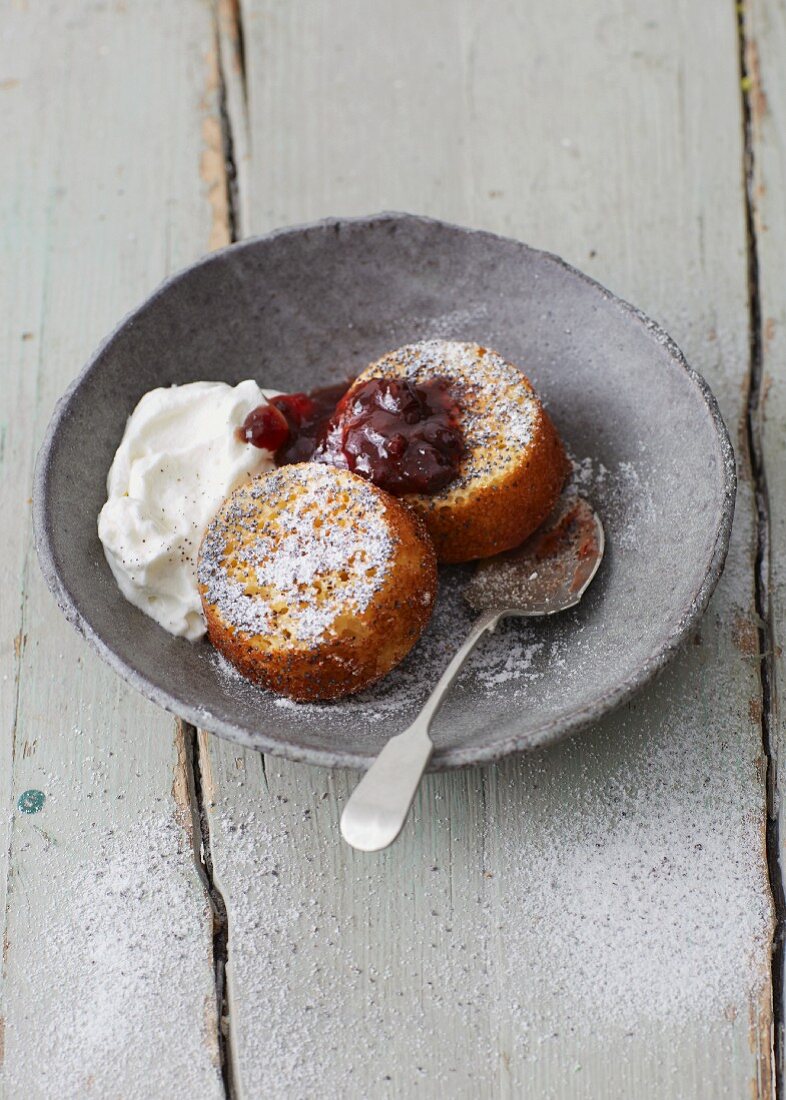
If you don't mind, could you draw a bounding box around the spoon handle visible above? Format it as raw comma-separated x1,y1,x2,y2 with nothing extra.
341,609,503,852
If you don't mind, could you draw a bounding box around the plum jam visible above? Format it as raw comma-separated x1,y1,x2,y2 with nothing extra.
239,376,463,496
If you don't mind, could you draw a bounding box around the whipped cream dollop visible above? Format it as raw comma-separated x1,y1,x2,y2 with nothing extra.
98,380,278,640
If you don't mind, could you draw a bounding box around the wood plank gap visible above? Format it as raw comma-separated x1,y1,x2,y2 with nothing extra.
197,6,253,1089
183,721,235,1099
215,0,250,241
738,2,783,1090
222,0,249,107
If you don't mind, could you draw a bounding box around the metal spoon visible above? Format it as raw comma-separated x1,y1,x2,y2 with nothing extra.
340,495,605,852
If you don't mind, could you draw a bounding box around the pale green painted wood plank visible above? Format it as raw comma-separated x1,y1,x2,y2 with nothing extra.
0,2,225,1094
745,0,786,1064
203,0,774,1095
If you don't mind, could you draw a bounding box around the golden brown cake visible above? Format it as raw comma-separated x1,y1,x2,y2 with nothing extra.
351,340,569,562
197,463,437,701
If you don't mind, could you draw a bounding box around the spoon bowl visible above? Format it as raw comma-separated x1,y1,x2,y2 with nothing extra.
465,495,605,617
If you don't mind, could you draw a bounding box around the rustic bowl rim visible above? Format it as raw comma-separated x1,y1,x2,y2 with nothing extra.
33,211,736,770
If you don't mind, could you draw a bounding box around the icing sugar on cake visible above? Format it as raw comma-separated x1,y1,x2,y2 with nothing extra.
201,448,644,723
197,465,396,646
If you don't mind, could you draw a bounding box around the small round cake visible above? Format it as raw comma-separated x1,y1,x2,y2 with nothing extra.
349,340,569,562
197,463,437,701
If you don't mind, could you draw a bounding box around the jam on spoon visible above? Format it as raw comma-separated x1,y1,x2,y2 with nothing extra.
238,376,464,496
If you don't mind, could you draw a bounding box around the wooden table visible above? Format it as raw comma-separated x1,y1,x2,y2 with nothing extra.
2,1,784,1096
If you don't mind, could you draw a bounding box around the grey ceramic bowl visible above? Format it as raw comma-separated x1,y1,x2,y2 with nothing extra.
34,213,735,770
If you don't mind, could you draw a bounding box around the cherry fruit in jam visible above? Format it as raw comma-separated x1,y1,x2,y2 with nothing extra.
271,384,349,465
237,376,463,496
236,402,290,452
270,392,316,426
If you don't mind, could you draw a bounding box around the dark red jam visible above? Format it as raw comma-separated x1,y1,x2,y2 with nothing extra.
317,377,463,495
271,383,351,466
239,376,463,496
236,402,290,451
236,384,349,457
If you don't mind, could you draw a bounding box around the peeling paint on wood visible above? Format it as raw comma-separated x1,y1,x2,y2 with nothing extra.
215,0,250,239
748,987,775,1099
217,0,244,76
735,614,762,657
172,720,196,848
201,45,232,252
198,727,218,809
744,36,769,123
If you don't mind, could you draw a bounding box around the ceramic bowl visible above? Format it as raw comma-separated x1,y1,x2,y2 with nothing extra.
34,213,735,769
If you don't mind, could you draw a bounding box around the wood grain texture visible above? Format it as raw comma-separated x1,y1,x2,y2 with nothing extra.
0,3,224,1094
745,0,786,1076
200,0,777,1096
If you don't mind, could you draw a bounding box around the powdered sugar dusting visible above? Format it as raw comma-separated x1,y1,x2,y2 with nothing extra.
192,426,771,1087
208,717,771,1095
495,760,772,1032
399,302,491,339
198,465,396,645
203,450,637,727
206,567,551,722
4,810,221,1097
